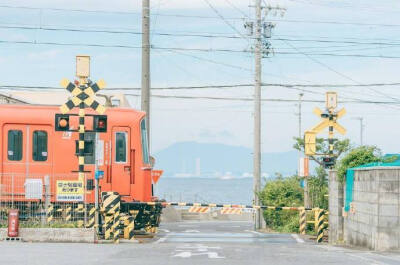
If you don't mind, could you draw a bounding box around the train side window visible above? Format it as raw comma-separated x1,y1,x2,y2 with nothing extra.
33,131,48,161
140,119,150,164
8,130,23,161
115,132,127,163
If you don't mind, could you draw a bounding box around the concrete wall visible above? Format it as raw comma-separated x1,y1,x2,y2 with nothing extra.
329,167,400,251
328,170,344,244
0,228,95,243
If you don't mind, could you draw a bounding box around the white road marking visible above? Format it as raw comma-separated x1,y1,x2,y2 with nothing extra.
183,229,200,233
178,224,199,228
291,234,305,243
172,244,225,259
158,229,170,233
245,230,262,235
173,252,225,259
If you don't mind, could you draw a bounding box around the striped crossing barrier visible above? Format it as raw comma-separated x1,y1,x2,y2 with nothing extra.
221,208,242,215
122,201,313,211
188,206,210,213
46,204,54,223
299,207,306,235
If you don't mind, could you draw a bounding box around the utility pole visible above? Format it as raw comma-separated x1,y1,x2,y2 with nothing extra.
142,0,151,147
298,93,310,208
247,0,285,230
253,0,262,231
298,93,303,138
353,117,364,146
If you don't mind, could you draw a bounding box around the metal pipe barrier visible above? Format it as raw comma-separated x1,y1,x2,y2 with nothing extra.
0,173,93,228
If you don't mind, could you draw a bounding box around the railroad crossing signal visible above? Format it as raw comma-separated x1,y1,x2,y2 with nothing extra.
304,92,346,157
56,55,107,183
59,78,106,114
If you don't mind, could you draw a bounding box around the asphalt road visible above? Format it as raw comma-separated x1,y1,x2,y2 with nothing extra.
1,221,400,265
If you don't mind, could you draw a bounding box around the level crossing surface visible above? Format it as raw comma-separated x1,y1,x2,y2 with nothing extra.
1,221,400,265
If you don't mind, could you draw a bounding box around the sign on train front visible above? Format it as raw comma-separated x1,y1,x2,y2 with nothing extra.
56,180,84,202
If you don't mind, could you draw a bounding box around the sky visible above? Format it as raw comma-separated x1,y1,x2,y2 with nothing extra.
1,0,400,155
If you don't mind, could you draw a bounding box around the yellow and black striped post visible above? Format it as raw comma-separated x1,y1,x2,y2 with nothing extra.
65,206,72,222
112,210,121,244
299,207,306,235
78,93,86,182
124,216,135,240
103,215,114,240
47,204,54,223
317,209,325,243
101,192,121,241
87,205,95,228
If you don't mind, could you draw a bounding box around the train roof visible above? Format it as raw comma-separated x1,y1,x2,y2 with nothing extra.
0,104,146,122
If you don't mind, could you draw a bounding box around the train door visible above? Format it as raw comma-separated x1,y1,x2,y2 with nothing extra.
111,127,131,195
2,124,27,175
2,124,52,176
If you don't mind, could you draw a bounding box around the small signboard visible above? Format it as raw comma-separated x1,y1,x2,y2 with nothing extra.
56,180,84,202
298,157,309,177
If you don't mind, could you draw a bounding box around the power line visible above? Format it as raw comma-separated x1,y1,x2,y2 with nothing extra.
3,4,400,28
124,93,400,105
2,82,400,91
280,40,400,105
4,39,400,58
202,0,249,41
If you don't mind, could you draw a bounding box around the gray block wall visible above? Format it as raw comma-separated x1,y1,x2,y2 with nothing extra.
328,170,344,244
330,167,400,251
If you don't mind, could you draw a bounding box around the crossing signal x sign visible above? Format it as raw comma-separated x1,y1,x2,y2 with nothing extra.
59,78,106,114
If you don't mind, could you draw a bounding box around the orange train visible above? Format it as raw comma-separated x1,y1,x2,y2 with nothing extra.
0,104,162,230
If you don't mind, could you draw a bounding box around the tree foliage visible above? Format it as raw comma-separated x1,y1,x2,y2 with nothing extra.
308,166,328,209
293,137,350,166
335,146,383,182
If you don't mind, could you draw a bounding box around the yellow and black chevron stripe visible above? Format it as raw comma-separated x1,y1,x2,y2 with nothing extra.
86,205,95,228
317,209,325,243
112,210,121,244
299,207,306,235
65,206,72,222
103,214,114,240
47,204,54,223
101,192,121,214
124,216,135,240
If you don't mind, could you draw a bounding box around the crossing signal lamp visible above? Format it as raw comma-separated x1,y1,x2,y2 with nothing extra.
55,114,70,131
322,157,335,169
93,115,107,132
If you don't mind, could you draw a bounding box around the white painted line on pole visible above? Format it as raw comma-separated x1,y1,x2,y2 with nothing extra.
291,234,305,243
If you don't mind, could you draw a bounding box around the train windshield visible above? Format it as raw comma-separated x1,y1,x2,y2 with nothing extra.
140,119,150,164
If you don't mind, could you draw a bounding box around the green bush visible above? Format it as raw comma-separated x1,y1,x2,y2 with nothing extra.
259,175,303,233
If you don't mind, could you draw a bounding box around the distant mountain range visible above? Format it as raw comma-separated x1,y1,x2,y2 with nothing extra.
154,141,301,177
